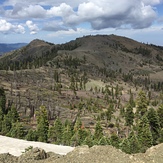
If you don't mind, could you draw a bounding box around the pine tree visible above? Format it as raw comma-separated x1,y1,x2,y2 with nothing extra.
147,107,161,145
136,90,148,118
78,128,89,145
0,87,6,114
110,134,120,148
8,121,25,139
83,130,94,147
129,91,135,107
105,104,114,123
137,115,153,152
120,138,130,154
158,129,163,143
71,130,80,146
36,105,49,142
0,107,4,132
94,121,103,141
125,103,134,126
54,70,59,83
157,104,163,128
71,117,89,146
26,129,38,141
62,122,73,146
7,105,19,123
71,127,89,146
98,136,110,145
48,118,63,144
82,71,88,90
1,114,12,135
128,130,141,154
115,84,119,99
70,76,77,96
73,117,82,131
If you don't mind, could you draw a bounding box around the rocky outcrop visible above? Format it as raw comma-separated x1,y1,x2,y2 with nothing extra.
18,147,48,163
0,153,18,163
0,144,163,163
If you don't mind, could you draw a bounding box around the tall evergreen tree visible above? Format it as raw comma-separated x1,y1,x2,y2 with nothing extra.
0,87,6,114
158,129,163,143
147,107,161,145
26,129,38,141
36,105,49,142
110,134,120,149
105,104,114,123
157,104,163,128
48,118,63,144
98,136,110,146
62,122,73,146
128,130,141,154
0,107,3,132
8,121,26,139
71,127,89,146
120,138,130,154
94,121,103,141
137,115,153,152
1,114,12,135
129,91,135,107
71,117,89,146
125,103,134,126
136,90,148,118
7,105,19,123
83,133,94,147
73,117,82,131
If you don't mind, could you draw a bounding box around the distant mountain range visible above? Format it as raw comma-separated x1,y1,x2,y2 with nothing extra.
0,43,27,55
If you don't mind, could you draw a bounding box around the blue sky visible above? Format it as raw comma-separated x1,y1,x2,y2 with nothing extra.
0,0,163,45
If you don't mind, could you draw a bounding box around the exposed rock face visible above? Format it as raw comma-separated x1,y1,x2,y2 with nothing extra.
0,153,18,163
0,144,163,163
54,145,133,163
18,147,48,162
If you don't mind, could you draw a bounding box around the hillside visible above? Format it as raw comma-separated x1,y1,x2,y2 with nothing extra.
1,35,163,74
0,34,163,156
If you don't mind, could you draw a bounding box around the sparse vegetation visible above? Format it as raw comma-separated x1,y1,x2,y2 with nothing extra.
0,34,163,154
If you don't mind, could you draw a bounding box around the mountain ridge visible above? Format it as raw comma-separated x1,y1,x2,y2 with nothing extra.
0,34,163,79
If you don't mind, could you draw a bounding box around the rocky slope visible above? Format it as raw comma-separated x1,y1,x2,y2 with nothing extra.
1,143,163,163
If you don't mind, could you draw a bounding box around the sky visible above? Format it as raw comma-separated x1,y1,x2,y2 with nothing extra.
0,0,163,45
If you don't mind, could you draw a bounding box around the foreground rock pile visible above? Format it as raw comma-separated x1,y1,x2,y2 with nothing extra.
0,144,163,163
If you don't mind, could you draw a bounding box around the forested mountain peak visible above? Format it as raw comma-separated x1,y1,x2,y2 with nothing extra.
28,39,53,47
0,34,163,75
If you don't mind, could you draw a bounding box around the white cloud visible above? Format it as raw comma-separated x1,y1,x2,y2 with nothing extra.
42,21,68,31
0,19,25,34
48,28,85,37
142,0,163,5
6,4,46,19
64,0,157,29
14,24,25,33
26,20,39,34
47,3,75,17
3,0,87,8
2,0,160,30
